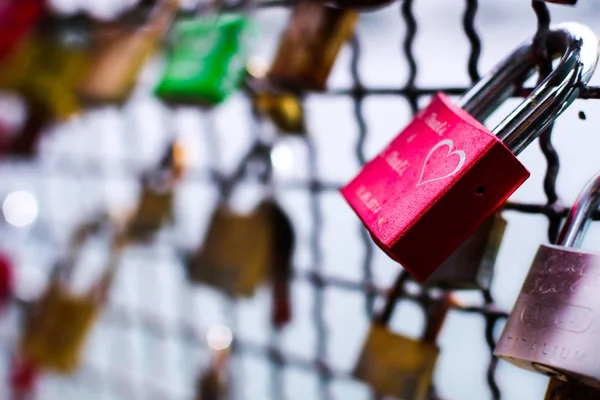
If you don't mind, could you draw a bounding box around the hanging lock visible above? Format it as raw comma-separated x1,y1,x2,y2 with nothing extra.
267,0,358,91
342,23,598,282
186,200,294,312
20,220,122,374
155,14,255,106
354,294,453,399
247,77,307,135
25,14,93,121
495,171,600,389
125,141,187,242
424,212,507,290
78,0,179,105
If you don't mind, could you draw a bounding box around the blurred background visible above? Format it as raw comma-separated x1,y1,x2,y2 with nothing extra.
1,0,600,399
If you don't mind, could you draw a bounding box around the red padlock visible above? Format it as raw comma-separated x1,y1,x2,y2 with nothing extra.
0,0,45,60
342,23,599,282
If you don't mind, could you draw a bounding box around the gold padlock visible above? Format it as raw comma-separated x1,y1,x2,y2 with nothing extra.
267,1,357,91
354,294,453,399
125,141,187,242
252,86,307,134
0,15,92,121
187,202,274,297
78,0,180,105
20,220,122,374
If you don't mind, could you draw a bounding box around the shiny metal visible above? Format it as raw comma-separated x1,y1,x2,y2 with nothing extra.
494,170,600,389
557,174,600,247
456,23,598,155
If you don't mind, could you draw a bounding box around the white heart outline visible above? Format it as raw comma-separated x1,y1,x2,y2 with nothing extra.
416,139,466,187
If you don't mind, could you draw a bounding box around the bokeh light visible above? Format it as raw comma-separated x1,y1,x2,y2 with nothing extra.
206,324,233,351
3,191,39,227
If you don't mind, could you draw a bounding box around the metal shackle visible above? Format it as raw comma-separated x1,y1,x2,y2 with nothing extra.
456,22,599,155
556,172,600,248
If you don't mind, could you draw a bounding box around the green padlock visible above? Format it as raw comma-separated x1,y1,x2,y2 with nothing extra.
155,14,255,106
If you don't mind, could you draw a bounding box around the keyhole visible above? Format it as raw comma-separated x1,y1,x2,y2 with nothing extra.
475,186,485,196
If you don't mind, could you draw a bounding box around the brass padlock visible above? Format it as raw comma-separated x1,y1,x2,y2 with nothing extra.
249,79,307,135
125,141,187,242
0,14,92,121
20,221,122,374
78,0,180,105
423,212,507,290
187,202,274,297
354,294,453,399
25,14,93,120
267,1,357,91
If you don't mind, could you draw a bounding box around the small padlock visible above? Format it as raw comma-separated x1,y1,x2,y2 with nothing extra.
354,294,453,399
341,23,598,282
248,78,307,135
186,202,275,297
155,13,255,106
24,14,93,120
266,1,358,91
0,0,44,61
20,221,122,374
125,141,186,242
78,0,179,105
495,171,600,389
423,212,507,290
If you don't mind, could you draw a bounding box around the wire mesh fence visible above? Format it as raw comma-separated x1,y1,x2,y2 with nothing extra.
1,0,600,399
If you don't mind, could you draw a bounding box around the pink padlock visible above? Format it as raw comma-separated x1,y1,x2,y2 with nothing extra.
342,23,598,282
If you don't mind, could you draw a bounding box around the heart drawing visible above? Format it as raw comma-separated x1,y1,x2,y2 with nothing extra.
416,139,466,187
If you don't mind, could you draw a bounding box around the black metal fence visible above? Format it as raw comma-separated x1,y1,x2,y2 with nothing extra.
1,1,599,399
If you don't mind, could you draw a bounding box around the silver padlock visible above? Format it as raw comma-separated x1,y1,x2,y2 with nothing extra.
424,212,507,290
495,171,600,389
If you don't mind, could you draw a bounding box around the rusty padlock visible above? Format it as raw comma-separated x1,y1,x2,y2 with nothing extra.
267,0,358,91
495,170,600,389
341,23,598,282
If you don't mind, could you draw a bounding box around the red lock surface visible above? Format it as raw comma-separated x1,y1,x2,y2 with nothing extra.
0,0,45,60
341,93,529,281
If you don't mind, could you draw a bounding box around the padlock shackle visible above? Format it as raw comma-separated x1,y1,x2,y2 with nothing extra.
457,23,598,155
556,172,600,248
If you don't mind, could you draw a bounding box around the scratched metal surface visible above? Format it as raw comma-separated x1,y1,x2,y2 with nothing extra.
2,0,600,399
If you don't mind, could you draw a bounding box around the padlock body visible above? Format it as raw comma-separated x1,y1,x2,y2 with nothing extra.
354,324,438,399
127,188,173,241
341,93,529,282
188,204,273,297
155,14,253,106
495,244,600,389
424,213,507,290
21,283,98,374
267,1,357,91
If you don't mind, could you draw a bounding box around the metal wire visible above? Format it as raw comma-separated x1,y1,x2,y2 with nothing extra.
4,0,600,399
